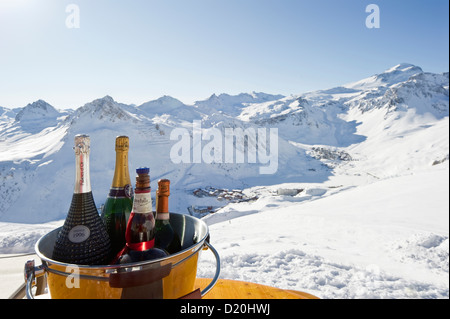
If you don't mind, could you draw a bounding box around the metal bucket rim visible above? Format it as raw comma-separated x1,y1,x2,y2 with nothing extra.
34,212,209,271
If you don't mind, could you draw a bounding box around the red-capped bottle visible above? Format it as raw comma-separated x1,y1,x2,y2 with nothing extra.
114,167,167,264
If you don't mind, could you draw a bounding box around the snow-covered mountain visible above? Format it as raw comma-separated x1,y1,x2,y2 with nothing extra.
138,95,186,114
344,63,425,90
194,92,285,117
0,64,448,223
0,63,448,299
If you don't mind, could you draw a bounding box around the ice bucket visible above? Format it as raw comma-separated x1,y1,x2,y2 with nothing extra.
24,213,220,299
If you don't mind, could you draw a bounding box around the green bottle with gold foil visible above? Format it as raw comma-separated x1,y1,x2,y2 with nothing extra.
101,136,134,258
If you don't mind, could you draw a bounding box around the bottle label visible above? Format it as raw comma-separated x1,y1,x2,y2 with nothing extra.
109,184,133,199
68,225,91,243
124,184,133,199
133,192,152,213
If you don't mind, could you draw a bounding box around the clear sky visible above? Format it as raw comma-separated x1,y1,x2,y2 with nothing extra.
0,0,448,109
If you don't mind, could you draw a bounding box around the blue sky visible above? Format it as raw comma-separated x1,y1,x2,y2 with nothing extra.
0,0,448,109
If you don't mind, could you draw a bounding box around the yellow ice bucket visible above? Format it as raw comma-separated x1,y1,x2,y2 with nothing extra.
24,213,220,299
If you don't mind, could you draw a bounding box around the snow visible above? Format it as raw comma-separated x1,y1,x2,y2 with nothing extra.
0,64,448,299
196,164,449,299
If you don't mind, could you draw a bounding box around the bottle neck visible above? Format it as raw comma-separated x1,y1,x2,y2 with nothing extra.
109,150,133,198
112,150,131,188
74,150,91,194
156,192,169,220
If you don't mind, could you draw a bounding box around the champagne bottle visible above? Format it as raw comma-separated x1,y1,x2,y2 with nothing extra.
115,167,167,264
155,179,181,254
102,136,134,257
53,134,111,265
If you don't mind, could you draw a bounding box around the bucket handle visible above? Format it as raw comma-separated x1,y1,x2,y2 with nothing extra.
199,241,221,298
180,241,221,299
24,259,45,299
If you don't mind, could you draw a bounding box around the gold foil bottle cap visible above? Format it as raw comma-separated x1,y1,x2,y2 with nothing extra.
74,134,90,155
115,135,129,151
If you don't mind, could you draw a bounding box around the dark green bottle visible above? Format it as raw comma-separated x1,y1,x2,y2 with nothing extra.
155,179,182,254
101,136,134,258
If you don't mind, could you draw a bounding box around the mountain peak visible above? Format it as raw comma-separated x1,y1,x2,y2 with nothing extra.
374,63,423,84
193,91,287,117
198,92,285,106
72,95,133,122
92,95,115,104
138,95,185,114
15,99,60,122
344,63,424,90
26,99,53,110
86,95,117,107
387,63,422,71
381,63,423,78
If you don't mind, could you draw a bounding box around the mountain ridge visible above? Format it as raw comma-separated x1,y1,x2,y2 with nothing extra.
0,63,448,223
1,63,447,120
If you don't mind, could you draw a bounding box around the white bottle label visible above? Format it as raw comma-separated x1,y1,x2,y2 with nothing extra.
133,192,152,213
68,225,91,243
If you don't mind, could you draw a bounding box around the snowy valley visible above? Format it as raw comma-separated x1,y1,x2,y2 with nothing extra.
0,63,448,298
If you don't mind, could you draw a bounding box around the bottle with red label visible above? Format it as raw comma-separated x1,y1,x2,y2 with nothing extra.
114,167,167,264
